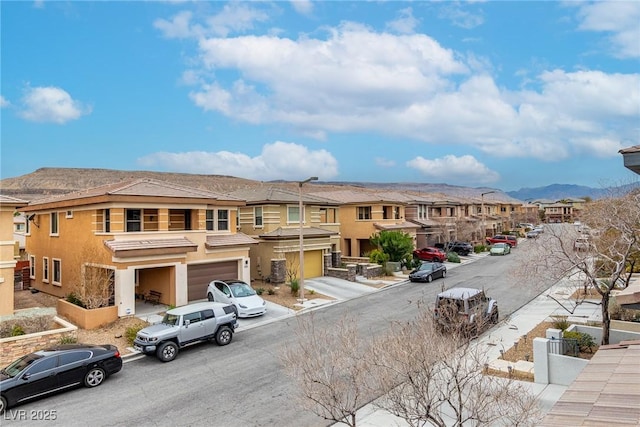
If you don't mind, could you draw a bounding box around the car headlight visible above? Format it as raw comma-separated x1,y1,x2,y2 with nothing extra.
148,337,158,342
239,304,247,309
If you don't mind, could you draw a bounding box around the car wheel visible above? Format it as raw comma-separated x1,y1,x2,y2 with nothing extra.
84,367,106,388
442,270,447,278
0,395,7,414
207,292,214,301
157,341,179,362
426,274,433,283
215,326,233,346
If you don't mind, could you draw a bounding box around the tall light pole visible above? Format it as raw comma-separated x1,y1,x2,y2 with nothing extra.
481,191,496,240
298,176,318,302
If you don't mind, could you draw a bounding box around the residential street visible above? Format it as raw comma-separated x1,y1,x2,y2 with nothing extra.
3,240,555,427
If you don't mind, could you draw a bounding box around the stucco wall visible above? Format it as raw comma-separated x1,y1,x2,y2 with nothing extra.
56,298,118,329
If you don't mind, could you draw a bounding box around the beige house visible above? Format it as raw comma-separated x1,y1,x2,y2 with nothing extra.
0,195,28,316
231,187,340,282
310,189,419,257
21,179,257,317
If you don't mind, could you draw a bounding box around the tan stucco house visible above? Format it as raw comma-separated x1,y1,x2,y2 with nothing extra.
0,195,29,316
231,186,340,282
20,179,257,317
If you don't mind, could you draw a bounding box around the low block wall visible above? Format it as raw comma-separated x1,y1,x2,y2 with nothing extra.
326,264,357,282
357,263,383,278
57,299,119,330
0,316,77,366
341,256,369,265
569,324,640,344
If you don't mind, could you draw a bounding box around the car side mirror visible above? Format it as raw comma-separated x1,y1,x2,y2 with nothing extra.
184,319,190,327
22,373,31,381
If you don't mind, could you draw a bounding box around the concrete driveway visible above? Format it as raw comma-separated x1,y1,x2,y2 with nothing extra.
304,276,382,300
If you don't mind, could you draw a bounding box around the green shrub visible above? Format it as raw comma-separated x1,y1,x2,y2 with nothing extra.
446,252,461,263
550,315,570,331
66,292,86,308
255,287,265,295
368,249,390,266
11,325,25,336
59,335,78,344
474,244,487,253
125,324,146,346
563,330,596,352
267,288,276,295
289,279,300,295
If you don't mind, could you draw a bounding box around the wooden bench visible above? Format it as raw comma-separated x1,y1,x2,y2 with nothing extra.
145,290,162,305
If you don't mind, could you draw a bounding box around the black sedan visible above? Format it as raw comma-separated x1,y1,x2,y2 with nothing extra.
0,344,122,413
408,262,447,283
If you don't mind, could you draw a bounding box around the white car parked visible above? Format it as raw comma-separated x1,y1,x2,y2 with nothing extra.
207,280,267,318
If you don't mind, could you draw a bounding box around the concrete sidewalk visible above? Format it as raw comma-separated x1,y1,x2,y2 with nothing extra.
333,275,603,426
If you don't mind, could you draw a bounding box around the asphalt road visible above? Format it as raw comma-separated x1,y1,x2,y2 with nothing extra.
2,240,556,427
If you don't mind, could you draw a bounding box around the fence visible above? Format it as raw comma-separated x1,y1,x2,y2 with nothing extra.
548,337,579,357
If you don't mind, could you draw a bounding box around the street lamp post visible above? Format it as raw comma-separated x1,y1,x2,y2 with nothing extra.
298,176,318,302
481,191,496,240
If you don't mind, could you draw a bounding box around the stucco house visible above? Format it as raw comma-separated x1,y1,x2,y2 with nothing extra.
0,195,29,316
230,186,340,283
309,189,420,257
20,179,257,317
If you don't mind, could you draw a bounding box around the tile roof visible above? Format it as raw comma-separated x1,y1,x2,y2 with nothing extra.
259,226,339,239
0,194,29,206
540,342,640,426
103,237,197,257
310,189,408,204
205,233,258,248
27,178,242,206
374,221,422,230
230,186,339,205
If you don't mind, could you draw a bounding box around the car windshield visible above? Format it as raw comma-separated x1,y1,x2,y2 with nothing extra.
2,353,42,378
419,263,436,271
161,313,180,326
494,243,506,248
229,282,256,297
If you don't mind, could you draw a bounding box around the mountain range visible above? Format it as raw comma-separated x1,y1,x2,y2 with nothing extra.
0,168,636,202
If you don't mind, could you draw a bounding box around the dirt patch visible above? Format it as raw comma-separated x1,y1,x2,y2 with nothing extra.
14,290,59,310
250,279,336,310
76,317,149,355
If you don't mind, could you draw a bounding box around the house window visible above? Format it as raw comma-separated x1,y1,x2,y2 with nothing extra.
26,217,30,234
50,212,59,235
29,255,35,279
357,206,371,220
66,210,73,218
320,207,337,223
254,207,263,227
126,209,142,232
218,210,229,231
206,210,215,231
52,259,61,286
394,207,401,219
418,205,428,220
104,209,111,233
15,223,25,232
288,206,301,223
43,257,49,283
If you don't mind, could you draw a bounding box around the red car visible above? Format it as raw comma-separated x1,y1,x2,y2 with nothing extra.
413,247,447,262
486,235,518,248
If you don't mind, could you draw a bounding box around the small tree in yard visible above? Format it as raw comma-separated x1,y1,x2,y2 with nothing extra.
370,305,541,427
369,230,414,263
68,244,114,309
281,314,376,427
520,188,640,345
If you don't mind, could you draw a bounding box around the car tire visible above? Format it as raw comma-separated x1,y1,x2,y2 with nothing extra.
215,326,233,346
426,274,433,283
157,341,179,362
0,395,7,414
207,292,214,301
442,270,447,278
84,367,106,388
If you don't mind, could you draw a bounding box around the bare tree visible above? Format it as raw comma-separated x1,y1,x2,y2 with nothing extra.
284,251,300,284
370,305,541,427
68,244,114,309
519,189,640,345
280,314,376,427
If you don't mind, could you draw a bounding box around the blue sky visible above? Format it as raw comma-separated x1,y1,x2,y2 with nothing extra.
2,1,639,191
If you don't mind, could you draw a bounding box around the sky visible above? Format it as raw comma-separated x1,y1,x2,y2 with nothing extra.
1,1,639,192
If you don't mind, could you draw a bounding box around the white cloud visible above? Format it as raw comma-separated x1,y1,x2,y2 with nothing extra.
154,11,200,39
0,96,9,108
438,4,484,29
575,1,640,59
290,0,313,16
375,157,396,168
18,86,91,124
137,141,339,181
407,155,500,184
385,7,419,35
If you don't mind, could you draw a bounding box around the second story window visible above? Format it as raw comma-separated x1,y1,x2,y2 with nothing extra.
206,210,215,231
357,206,371,220
218,210,229,231
52,259,61,286
288,206,303,223
254,207,263,227
126,209,141,232
394,206,400,219
43,257,49,283
50,212,59,235
104,209,111,232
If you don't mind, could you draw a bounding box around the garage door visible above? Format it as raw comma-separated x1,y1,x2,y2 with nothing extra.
303,250,322,279
187,261,238,301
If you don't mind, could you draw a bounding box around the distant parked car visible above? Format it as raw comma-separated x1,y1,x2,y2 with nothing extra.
0,344,122,413
486,235,518,248
445,241,474,256
490,242,511,255
409,262,447,283
526,230,540,238
574,237,591,252
413,247,447,262
207,280,266,318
